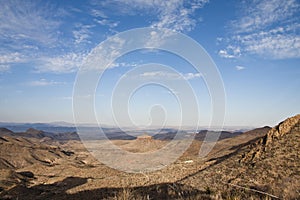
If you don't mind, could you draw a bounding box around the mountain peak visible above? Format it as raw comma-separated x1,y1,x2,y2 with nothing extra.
0,127,13,134
25,128,45,138
26,128,44,134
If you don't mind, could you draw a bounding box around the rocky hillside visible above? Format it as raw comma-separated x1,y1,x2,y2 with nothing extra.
181,114,300,199
0,115,299,199
0,134,81,192
241,114,300,163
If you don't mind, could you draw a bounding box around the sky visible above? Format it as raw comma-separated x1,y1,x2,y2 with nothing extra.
0,0,299,128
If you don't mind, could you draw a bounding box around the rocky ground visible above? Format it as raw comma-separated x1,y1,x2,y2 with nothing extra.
0,115,299,199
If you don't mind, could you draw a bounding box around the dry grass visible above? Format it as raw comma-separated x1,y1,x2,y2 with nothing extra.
0,115,299,199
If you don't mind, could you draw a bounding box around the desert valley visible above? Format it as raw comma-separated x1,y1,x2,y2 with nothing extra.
0,114,299,199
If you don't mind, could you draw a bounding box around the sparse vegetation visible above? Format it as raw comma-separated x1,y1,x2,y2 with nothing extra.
0,115,299,199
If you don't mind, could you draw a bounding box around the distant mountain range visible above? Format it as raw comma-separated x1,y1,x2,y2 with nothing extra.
0,121,255,133
0,121,260,144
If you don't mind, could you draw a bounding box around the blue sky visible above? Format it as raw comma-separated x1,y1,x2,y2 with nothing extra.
0,0,299,127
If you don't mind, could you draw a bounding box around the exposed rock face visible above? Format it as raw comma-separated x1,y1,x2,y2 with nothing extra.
266,114,300,145
180,115,300,199
241,114,300,163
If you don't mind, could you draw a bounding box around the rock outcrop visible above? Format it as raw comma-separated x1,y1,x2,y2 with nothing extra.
241,114,300,163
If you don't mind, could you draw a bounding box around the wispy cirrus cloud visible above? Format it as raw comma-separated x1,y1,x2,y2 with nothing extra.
150,0,208,32
219,0,300,59
0,0,210,74
0,0,211,74
89,0,209,49
0,1,95,74
0,0,61,48
0,0,75,73
231,0,299,33
234,27,300,59
90,0,209,32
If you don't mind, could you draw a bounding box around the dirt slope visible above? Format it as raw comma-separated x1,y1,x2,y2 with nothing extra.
180,114,300,199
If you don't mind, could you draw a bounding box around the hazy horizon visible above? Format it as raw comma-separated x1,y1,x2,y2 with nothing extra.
0,119,281,130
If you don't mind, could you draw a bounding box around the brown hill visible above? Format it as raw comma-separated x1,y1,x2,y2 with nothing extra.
207,125,271,158
0,136,65,169
0,116,298,199
0,127,46,139
180,114,300,199
241,114,299,163
20,128,46,138
112,135,167,153
0,128,14,137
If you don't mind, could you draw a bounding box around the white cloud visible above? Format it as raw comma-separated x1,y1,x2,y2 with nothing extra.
140,71,202,80
0,50,87,74
220,0,300,59
148,0,208,32
0,1,210,74
218,50,234,59
150,0,208,32
0,1,80,74
109,62,140,68
218,46,241,59
0,52,26,71
0,52,24,64
91,0,208,32
232,0,299,33
235,65,245,71
94,19,119,28
0,1,61,47
235,29,300,59
141,71,170,77
184,72,202,80
36,52,86,73
73,24,95,44
90,9,107,18
81,36,126,71
27,79,65,86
